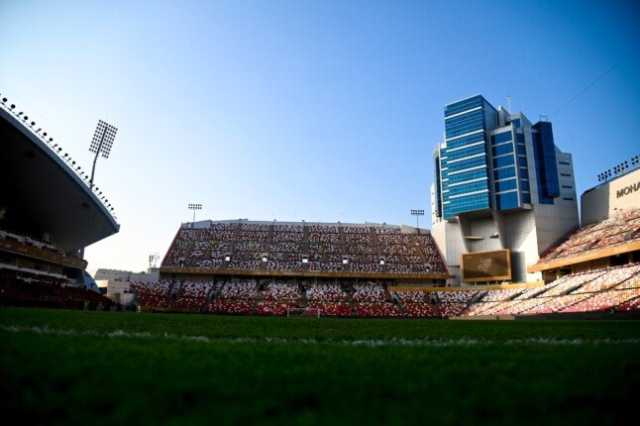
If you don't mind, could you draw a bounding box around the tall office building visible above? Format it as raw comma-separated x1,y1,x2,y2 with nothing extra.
431,95,579,284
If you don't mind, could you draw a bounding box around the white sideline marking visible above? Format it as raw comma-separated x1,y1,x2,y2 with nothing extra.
2,325,639,347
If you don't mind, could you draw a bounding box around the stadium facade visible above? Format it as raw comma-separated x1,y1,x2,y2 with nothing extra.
581,162,640,225
0,95,118,305
430,95,579,285
529,161,640,280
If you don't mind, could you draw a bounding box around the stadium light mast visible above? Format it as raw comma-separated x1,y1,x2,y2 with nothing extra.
410,209,425,232
188,203,203,223
89,120,118,190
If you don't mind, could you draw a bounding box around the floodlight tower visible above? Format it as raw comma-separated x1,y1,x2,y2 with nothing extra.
188,203,203,223
89,120,118,190
410,209,425,232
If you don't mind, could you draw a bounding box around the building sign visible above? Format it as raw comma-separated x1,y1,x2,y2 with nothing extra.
617,181,640,198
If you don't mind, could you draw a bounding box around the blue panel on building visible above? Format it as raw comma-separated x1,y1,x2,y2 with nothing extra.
496,192,519,210
532,121,560,204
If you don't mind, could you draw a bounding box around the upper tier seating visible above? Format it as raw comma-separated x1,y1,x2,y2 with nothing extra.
538,209,640,264
162,221,447,275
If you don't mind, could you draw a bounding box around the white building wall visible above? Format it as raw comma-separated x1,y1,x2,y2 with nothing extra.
581,168,640,225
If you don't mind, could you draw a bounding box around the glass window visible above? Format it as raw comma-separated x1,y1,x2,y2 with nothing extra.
447,143,486,161
493,156,515,168
496,192,519,210
491,131,512,145
492,143,513,157
495,179,517,192
494,167,516,180
445,95,484,117
521,192,531,204
448,180,489,196
517,157,528,168
445,132,485,150
445,109,485,139
449,155,487,171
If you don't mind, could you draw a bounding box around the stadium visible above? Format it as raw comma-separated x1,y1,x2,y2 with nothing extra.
2,87,640,424
0,96,118,310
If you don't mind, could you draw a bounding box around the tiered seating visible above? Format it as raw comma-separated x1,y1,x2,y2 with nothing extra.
402,302,439,318
513,286,551,300
306,282,348,301
255,301,290,316
130,281,173,310
0,229,85,269
480,288,523,302
162,221,448,275
219,278,257,299
615,273,640,290
352,282,386,302
261,279,301,300
207,299,254,315
541,271,605,297
561,288,640,313
615,296,640,312
538,209,640,263
1,269,114,310
172,280,215,311
129,262,640,318
517,294,591,315
304,302,352,317
435,291,476,317
353,302,403,317
464,301,501,316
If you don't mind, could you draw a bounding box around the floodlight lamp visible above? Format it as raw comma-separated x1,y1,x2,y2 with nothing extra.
224,255,231,262
10,104,15,109
262,256,268,262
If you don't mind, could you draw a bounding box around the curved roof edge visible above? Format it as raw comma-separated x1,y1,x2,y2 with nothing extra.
0,101,119,233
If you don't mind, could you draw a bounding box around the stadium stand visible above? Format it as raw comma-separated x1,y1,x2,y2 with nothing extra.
530,208,640,278
161,220,448,276
538,209,640,263
0,95,119,310
130,262,640,318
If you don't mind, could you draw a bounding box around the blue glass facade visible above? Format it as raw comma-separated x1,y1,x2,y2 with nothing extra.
489,129,521,211
532,121,560,204
440,95,495,219
434,95,565,219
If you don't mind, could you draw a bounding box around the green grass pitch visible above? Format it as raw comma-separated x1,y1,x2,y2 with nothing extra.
2,307,639,425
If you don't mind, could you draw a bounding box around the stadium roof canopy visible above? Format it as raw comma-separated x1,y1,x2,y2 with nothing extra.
529,208,640,272
0,104,119,251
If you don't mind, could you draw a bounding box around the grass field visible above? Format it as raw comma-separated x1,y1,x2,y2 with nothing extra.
2,308,640,425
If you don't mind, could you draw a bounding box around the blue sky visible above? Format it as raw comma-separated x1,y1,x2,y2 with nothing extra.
1,0,639,274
